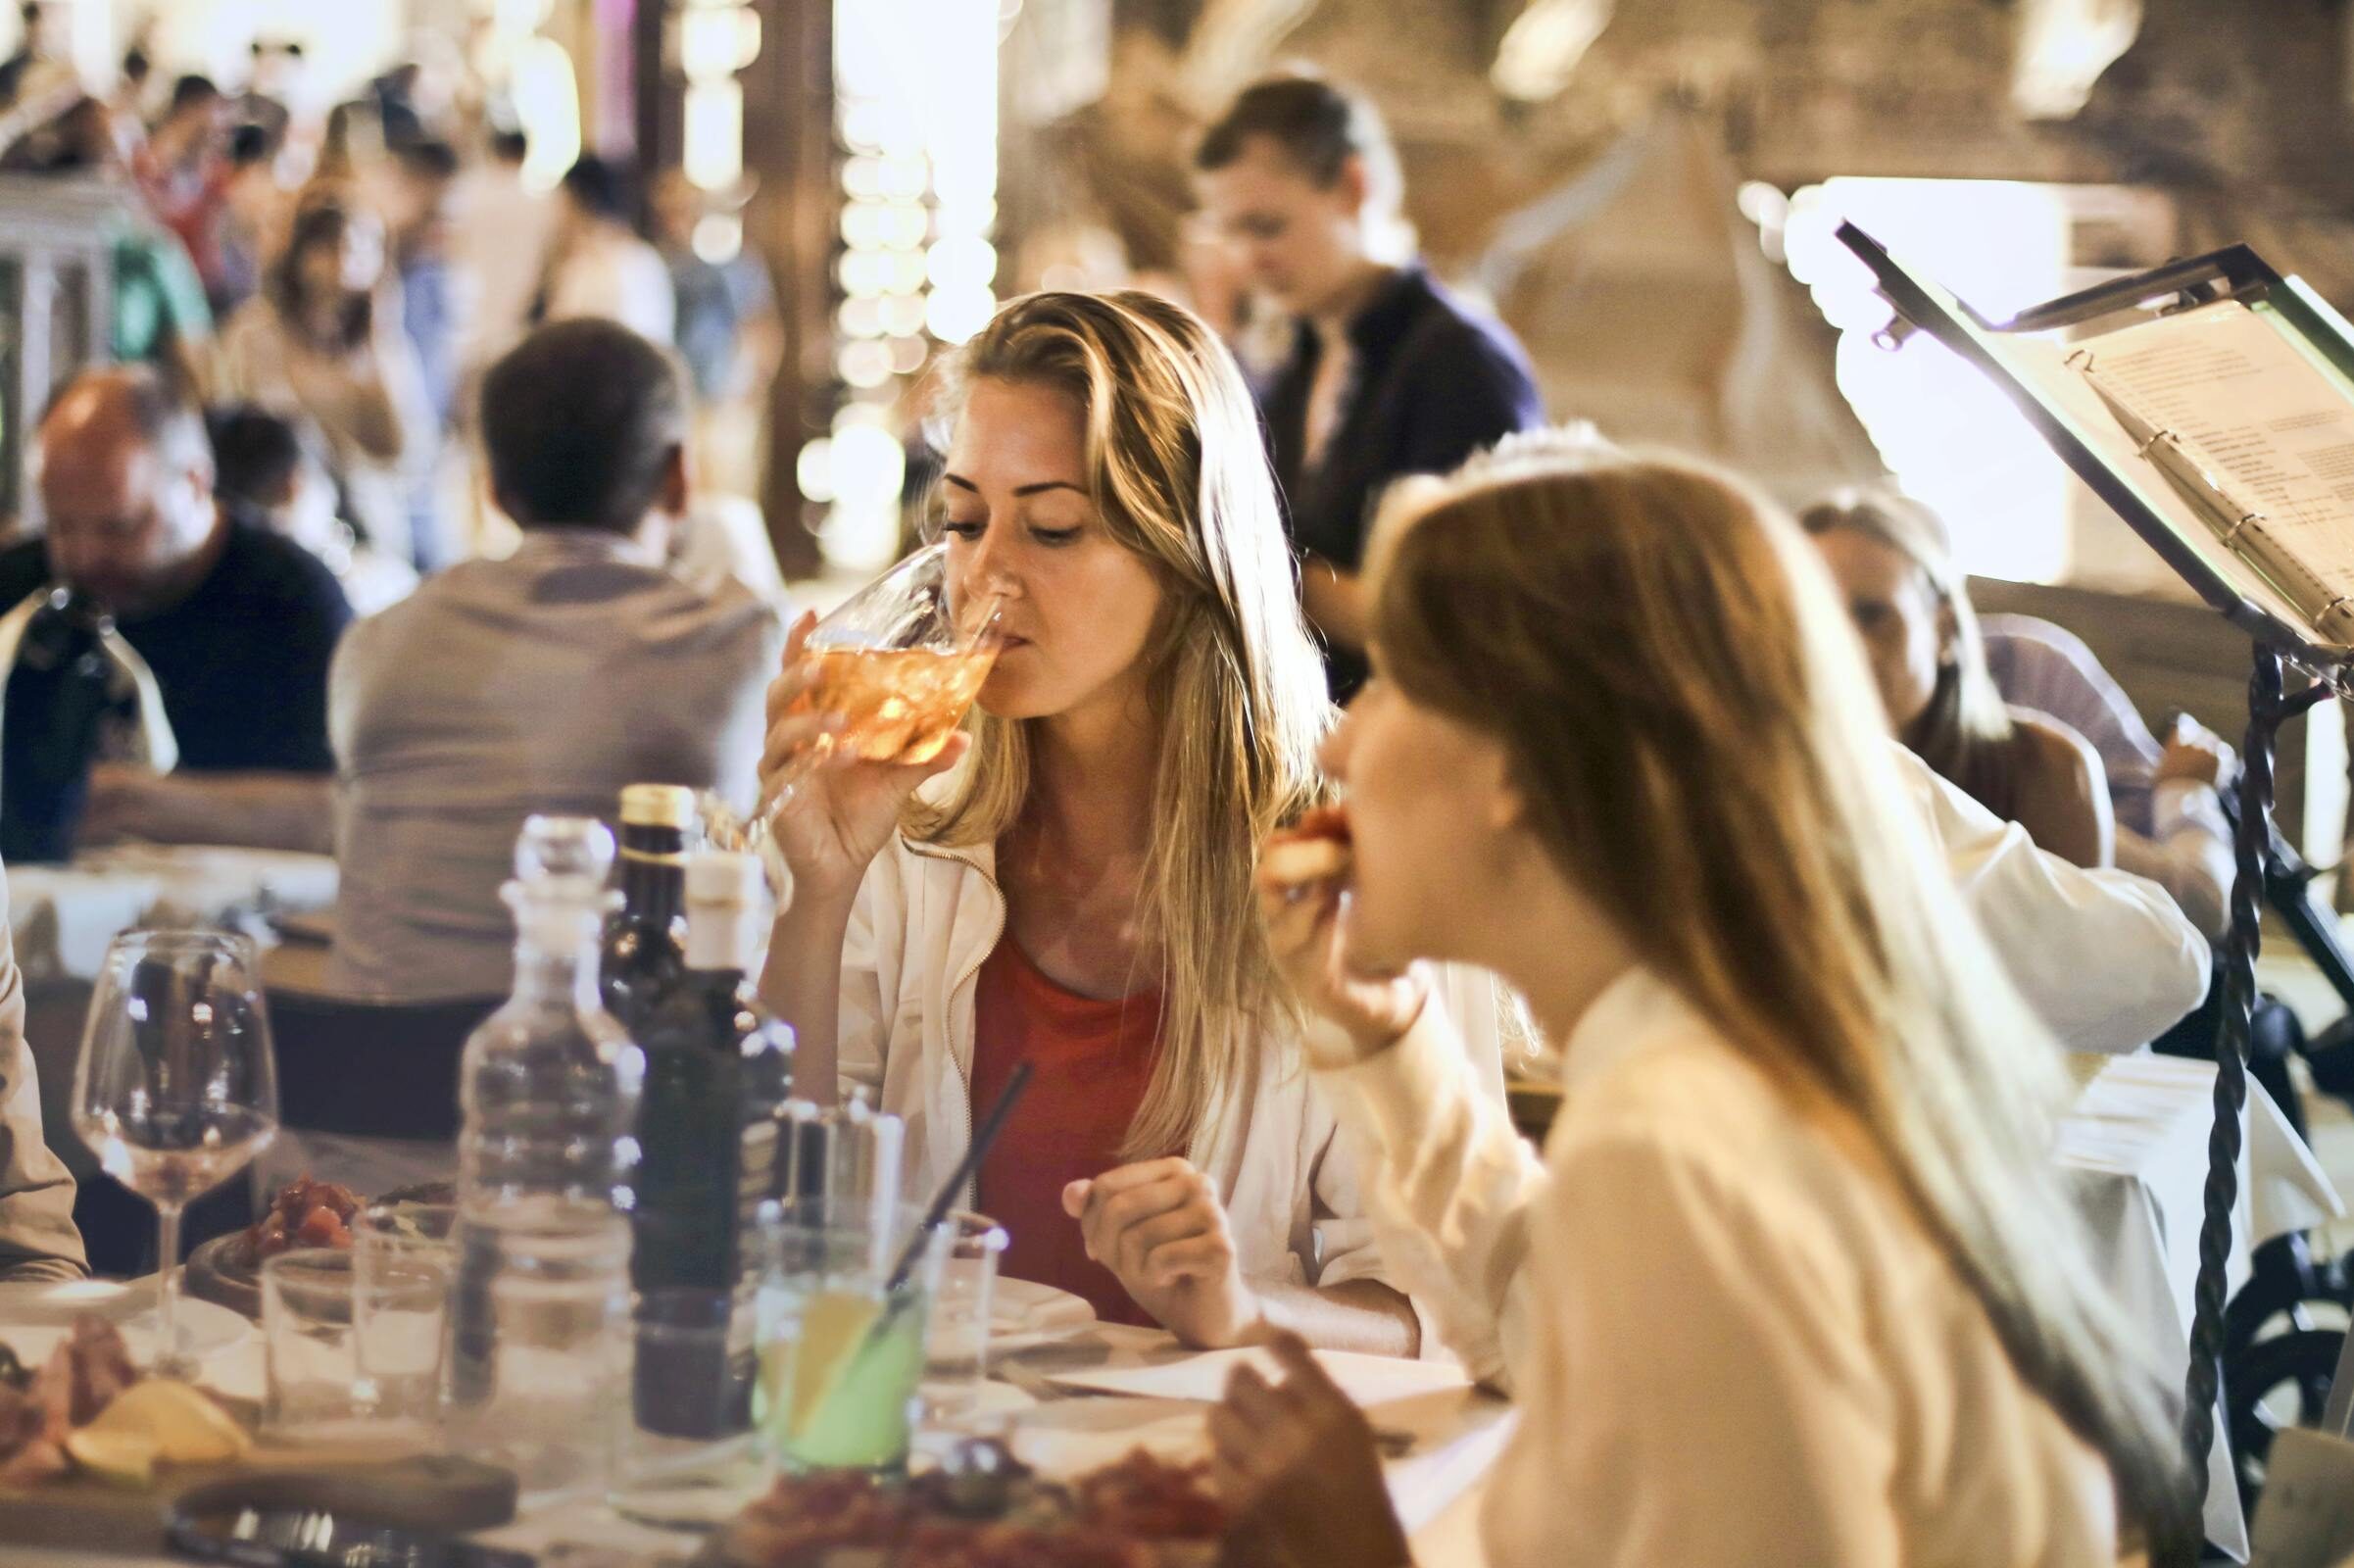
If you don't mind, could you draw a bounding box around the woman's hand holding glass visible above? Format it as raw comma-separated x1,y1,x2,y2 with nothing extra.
1255,829,1428,1069
759,610,972,905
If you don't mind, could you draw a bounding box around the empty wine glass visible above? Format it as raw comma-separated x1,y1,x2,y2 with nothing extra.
73,930,278,1380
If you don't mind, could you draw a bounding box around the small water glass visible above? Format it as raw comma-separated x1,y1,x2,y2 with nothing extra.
354,1202,457,1423
611,1287,762,1529
262,1250,360,1432
922,1212,1007,1422
775,1094,906,1236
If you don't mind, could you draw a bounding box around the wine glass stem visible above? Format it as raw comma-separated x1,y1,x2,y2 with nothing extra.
154,1200,185,1376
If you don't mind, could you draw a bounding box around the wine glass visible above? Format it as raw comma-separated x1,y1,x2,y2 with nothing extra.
73,930,278,1380
739,544,1006,893
775,542,1007,784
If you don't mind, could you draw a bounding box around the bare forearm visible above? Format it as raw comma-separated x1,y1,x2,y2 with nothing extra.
759,894,854,1106
92,773,333,854
1300,556,1370,654
2115,823,2230,941
1253,1278,1419,1357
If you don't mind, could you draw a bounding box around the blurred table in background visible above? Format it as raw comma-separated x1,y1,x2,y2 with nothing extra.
2065,1052,2333,1559
8,845,338,1275
8,845,336,984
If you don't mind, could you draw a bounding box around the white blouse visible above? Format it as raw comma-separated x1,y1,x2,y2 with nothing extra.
1321,967,2122,1567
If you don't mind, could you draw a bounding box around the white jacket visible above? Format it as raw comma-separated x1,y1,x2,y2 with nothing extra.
836,830,1508,1331
1897,748,2209,1051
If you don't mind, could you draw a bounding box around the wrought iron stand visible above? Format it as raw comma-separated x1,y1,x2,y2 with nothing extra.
2179,648,2337,1558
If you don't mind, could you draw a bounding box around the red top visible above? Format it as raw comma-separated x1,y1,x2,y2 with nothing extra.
970,936,1168,1328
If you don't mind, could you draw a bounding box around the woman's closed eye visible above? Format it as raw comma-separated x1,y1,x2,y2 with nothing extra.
940,511,1085,546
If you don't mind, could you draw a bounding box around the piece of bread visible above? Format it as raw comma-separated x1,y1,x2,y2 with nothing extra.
1262,835,1349,885
1264,807,1352,886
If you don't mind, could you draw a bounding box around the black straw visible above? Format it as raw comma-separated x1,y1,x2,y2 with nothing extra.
884,1060,1033,1293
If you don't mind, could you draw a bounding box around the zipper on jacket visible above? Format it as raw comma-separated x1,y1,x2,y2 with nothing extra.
906,837,1005,1202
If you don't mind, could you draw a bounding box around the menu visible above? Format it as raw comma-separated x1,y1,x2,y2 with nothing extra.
2058,301,2354,647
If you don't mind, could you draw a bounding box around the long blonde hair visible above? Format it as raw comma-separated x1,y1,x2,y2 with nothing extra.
1368,436,2189,1551
912,290,1332,1157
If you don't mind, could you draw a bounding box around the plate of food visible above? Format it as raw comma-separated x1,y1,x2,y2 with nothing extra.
0,1280,253,1376
0,1313,516,1555
0,1315,248,1488
990,1279,1096,1355
707,1443,1226,1567
184,1176,453,1319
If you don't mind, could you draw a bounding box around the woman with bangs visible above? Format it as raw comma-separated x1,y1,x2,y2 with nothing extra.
757,289,1501,1351
1210,436,2189,1563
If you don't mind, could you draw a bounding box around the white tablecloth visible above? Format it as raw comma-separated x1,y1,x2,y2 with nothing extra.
6,844,337,983
2058,1052,2345,1560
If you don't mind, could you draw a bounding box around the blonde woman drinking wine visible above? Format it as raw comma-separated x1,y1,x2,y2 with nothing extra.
1220,436,2187,1563
758,289,1502,1351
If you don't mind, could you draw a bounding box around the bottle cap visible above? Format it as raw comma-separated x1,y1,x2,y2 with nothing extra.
618,784,698,829
685,849,764,906
514,815,616,883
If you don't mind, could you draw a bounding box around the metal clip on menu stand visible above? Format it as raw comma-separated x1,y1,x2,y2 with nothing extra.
1836,225,2354,1559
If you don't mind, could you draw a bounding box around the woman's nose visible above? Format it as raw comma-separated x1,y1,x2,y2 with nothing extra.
964,528,1020,601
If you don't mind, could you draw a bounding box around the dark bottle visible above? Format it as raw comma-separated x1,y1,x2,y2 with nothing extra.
630,850,794,1437
602,783,696,1028
3,589,153,864
630,849,795,1289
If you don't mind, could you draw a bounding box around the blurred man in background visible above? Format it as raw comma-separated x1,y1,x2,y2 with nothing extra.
0,368,348,854
328,319,776,1000
537,155,673,345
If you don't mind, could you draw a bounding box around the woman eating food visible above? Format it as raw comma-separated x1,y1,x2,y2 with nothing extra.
758,289,1502,1352
1218,435,2187,1563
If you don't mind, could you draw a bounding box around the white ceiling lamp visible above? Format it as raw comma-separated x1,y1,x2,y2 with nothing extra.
1492,0,1616,105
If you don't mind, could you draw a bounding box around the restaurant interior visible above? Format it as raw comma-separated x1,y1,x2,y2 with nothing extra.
8,1,2354,1564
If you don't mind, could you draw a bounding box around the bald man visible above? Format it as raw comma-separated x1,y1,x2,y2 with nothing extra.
0,367,349,854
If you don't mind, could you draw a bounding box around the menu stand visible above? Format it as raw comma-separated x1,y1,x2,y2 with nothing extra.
1838,224,2354,1558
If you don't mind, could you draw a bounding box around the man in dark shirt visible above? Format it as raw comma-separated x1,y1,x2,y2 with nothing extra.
0,367,349,853
1195,74,1544,700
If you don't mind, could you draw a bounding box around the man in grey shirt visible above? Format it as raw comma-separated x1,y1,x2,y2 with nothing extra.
326,319,782,1003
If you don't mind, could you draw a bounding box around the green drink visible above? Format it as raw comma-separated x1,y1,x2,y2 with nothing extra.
754,1212,950,1474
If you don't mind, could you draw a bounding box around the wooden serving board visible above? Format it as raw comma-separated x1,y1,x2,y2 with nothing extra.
0,1439,517,1555
182,1233,262,1319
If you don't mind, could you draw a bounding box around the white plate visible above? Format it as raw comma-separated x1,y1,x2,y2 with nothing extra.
990,1277,1094,1353
0,1276,256,1370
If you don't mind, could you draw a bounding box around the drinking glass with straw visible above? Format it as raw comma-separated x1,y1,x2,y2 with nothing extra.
754,1065,1033,1474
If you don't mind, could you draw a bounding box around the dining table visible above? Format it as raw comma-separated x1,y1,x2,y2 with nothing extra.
5,1301,1518,1568
3,1041,2341,1567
